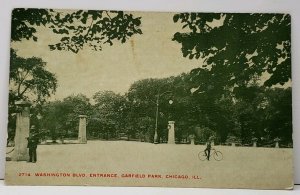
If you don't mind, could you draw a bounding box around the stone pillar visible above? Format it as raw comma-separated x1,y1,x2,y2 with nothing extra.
78,115,87,144
167,121,175,144
274,138,280,148
252,138,258,147
190,137,195,145
160,137,163,143
189,134,195,145
11,101,31,161
253,141,257,147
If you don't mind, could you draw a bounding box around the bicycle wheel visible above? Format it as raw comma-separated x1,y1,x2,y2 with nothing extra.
198,151,207,161
213,151,223,161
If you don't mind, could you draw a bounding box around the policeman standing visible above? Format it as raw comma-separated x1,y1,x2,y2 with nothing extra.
27,125,39,163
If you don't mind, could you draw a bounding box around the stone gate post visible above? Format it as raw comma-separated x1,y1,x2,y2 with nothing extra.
78,115,87,144
168,121,175,144
11,101,31,161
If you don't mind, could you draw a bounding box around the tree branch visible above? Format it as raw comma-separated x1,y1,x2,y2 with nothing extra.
19,84,31,97
105,11,112,20
85,19,94,38
17,69,30,97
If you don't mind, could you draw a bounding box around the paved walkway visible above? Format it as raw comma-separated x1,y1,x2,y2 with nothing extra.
5,141,293,189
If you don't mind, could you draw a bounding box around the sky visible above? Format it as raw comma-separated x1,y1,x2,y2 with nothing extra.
11,11,202,100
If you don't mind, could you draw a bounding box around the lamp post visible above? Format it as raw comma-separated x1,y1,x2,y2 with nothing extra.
154,91,173,144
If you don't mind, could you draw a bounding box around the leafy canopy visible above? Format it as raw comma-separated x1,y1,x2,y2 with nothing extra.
9,49,57,105
11,8,142,53
172,13,291,88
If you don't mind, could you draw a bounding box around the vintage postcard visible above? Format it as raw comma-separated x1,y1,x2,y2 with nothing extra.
5,8,293,189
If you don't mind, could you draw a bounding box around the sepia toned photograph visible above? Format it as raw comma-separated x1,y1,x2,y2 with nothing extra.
5,8,293,189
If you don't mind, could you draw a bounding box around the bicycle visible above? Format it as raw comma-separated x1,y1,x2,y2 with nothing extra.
198,148,223,161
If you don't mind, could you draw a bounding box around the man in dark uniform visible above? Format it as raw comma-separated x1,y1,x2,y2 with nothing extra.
204,141,212,161
27,125,39,163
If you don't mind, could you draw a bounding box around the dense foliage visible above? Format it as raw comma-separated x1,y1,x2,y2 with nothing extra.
11,8,142,53
7,49,57,143
31,74,292,146
172,13,291,88
8,12,292,147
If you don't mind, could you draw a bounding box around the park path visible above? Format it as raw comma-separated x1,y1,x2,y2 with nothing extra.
5,141,293,189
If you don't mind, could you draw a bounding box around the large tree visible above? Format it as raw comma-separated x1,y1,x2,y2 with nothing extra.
91,91,126,139
262,87,292,143
40,94,92,141
7,49,57,143
172,13,292,144
127,74,197,142
11,8,142,53
172,13,291,90
9,49,57,106
8,8,142,141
